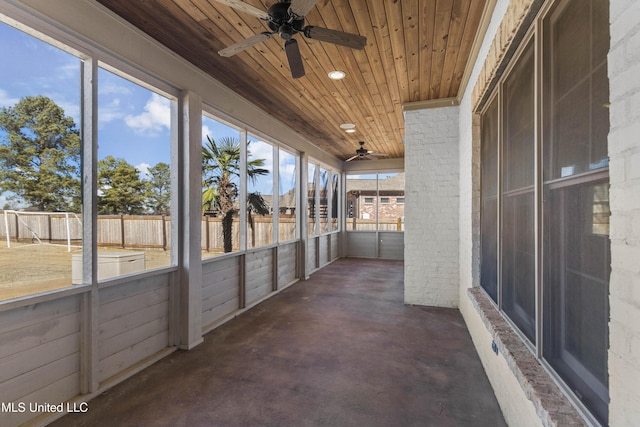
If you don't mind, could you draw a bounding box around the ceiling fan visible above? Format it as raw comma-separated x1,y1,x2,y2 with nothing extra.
346,141,389,162
215,0,367,78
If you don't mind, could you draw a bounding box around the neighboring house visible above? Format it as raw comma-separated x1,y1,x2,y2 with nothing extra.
346,173,405,220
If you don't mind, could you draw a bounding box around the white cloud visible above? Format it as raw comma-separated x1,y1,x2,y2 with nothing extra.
54,61,80,81
100,80,132,96
202,125,212,144
125,93,170,136
0,88,20,108
279,163,296,193
248,140,274,171
99,98,125,126
136,162,151,179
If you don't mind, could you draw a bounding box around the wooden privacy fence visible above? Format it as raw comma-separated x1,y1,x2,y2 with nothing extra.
0,210,296,252
1,211,402,250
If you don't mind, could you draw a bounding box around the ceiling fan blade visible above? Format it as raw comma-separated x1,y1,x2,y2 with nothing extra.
303,26,367,50
289,0,317,18
218,32,272,57
213,0,270,20
345,155,359,162
284,39,305,78
365,154,379,161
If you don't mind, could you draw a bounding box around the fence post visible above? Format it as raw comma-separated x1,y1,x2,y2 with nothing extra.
3,211,10,248
48,214,52,244
205,216,210,252
120,215,125,249
162,215,167,251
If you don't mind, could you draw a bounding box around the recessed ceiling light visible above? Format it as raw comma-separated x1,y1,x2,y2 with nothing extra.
345,129,356,133
340,123,355,129
328,70,346,80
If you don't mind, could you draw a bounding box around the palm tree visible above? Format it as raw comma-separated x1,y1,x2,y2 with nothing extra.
202,135,270,253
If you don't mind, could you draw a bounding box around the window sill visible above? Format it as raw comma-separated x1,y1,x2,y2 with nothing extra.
467,287,589,427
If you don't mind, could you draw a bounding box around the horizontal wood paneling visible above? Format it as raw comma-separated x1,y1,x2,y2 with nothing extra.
307,237,318,272
278,242,298,287
245,248,273,305
98,274,171,383
318,235,330,267
0,295,81,426
331,234,339,261
202,256,241,327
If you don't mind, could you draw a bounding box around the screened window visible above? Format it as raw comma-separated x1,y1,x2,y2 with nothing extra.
319,168,329,233
97,67,174,278
541,0,610,423
0,22,82,299
330,173,339,231
201,115,242,256
346,172,404,231
279,148,297,241
500,41,536,343
307,163,317,236
246,135,273,248
478,0,610,423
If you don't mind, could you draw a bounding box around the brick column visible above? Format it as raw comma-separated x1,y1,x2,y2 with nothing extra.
404,105,460,307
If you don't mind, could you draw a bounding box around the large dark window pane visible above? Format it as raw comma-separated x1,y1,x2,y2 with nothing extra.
542,0,610,424
544,0,609,179
501,41,536,344
543,180,610,424
480,97,499,301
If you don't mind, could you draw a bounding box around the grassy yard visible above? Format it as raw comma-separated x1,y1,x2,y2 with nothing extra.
0,240,171,301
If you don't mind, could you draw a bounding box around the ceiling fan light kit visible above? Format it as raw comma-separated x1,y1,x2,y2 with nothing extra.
215,0,367,79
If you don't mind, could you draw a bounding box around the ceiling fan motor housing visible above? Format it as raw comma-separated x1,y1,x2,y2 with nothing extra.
268,2,305,37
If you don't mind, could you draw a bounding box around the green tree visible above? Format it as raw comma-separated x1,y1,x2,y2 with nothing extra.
0,96,81,211
145,162,171,215
202,135,269,253
98,156,146,214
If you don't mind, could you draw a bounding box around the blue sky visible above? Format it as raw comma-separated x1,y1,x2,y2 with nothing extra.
0,21,295,208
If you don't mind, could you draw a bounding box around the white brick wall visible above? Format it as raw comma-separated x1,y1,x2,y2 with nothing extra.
404,106,460,308
608,0,640,425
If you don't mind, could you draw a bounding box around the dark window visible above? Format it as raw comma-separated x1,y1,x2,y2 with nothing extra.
541,0,610,423
479,0,610,423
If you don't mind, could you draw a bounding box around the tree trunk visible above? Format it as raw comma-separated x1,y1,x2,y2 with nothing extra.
222,211,234,253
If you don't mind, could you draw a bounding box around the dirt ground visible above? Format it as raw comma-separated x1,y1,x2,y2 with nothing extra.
0,240,171,301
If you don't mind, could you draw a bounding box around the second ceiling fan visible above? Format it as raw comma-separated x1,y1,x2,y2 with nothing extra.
215,0,367,78
346,141,388,162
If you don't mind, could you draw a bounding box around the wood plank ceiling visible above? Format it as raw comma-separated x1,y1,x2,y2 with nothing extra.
95,0,488,161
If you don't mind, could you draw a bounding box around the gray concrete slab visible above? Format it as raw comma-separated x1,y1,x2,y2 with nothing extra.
52,257,506,427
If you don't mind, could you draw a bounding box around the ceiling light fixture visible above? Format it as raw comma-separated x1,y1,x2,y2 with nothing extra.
328,70,346,80
345,129,356,133
340,123,355,129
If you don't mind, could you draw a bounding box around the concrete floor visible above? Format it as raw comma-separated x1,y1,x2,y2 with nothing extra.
52,258,506,427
